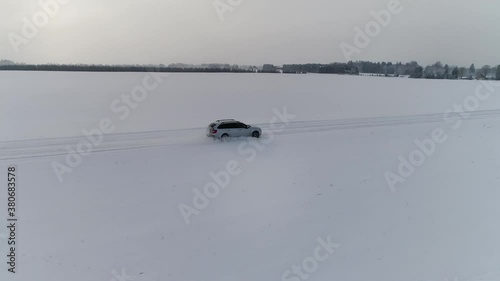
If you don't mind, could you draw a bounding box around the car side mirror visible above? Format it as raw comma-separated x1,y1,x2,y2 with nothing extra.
247,125,251,129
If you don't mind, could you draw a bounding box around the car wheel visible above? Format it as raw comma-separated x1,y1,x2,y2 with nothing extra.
252,131,260,138
221,134,230,141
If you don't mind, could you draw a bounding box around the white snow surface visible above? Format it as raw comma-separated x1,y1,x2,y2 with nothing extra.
1,72,500,281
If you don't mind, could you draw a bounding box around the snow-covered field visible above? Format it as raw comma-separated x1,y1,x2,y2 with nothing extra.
2,72,500,281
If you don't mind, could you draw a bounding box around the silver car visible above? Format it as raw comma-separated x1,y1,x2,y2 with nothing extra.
207,119,262,139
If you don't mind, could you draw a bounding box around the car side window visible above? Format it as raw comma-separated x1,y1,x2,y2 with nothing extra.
225,122,238,129
237,122,247,129
218,124,228,129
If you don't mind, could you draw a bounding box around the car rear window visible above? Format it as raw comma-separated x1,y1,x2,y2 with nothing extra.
209,123,216,128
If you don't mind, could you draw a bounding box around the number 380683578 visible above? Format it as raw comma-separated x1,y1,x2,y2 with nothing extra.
7,167,16,215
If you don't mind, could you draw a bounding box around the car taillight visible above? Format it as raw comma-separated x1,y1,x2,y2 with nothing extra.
211,130,217,134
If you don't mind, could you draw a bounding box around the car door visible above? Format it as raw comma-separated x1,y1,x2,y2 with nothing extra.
237,122,250,136
225,122,239,137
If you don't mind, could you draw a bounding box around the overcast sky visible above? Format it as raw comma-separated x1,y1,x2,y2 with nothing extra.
1,0,499,66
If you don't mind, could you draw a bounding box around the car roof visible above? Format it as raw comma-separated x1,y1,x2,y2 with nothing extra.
215,119,236,123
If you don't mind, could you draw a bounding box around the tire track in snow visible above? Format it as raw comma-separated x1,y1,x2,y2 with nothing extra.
2,109,500,160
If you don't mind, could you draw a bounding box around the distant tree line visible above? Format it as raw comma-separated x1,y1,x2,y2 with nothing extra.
352,61,500,80
353,61,422,77
281,61,424,77
1,59,499,80
0,63,255,73
281,61,500,80
281,63,358,74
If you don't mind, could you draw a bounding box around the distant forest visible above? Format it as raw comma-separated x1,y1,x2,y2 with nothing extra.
1,59,499,80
